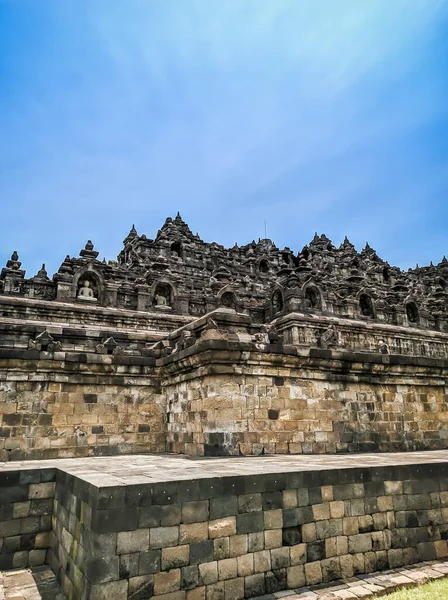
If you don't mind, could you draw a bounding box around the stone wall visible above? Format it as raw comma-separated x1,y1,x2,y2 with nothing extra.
0,467,55,571
4,457,448,599
0,351,164,461
164,342,448,457
1,338,448,460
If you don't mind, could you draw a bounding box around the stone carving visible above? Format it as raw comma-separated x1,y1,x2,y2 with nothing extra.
77,280,97,301
0,214,446,334
28,330,61,352
317,325,338,349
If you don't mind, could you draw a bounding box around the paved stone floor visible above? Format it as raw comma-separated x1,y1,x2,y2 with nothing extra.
0,566,65,600
3,449,448,486
1,560,448,599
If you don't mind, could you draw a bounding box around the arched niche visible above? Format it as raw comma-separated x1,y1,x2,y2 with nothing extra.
73,268,104,305
359,293,374,318
271,289,284,314
303,285,322,310
219,291,237,309
170,241,182,259
153,282,173,307
259,259,269,273
406,301,419,324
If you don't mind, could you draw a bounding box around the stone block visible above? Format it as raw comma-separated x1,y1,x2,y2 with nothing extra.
224,577,244,600
150,526,179,549
253,549,271,573
119,553,139,579
244,573,265,598
181,565,199,590
282,489,297,509
90,580,128,600
290,543,306,565
217,557,237,580
348,533,372,554
154,569,181,596
162,545,190,570
209,496,238,520
85,556,120,584
139,549,161,575
270,546,290,569
198,561,218,585
182,501,209,524
248,531,264,552
190,540,214,565
287,564,305,588
238,493,262,513
209,517,236,539
264,529,282,549
229,534,247,557
117,528,149,554
214,537,230,560
28,482,55,499
128,575,154,599
305,561,323,585
236,512,264,534
237,553,253,577
180,522,209,544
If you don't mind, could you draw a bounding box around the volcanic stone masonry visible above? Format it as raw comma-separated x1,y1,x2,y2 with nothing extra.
0,214,447,460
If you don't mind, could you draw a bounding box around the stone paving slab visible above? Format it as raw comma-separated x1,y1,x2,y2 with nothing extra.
3,450,448,487
0,566,65,600
2,559,448,599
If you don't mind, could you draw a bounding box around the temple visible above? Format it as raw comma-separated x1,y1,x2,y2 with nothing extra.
1,215,448,599
1,214,448,461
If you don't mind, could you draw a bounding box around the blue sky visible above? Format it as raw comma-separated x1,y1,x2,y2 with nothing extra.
1,0,447,277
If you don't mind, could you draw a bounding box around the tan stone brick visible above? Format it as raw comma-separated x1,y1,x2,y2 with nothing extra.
162,545,190,570
229,534,248,557
214,537,230,560
237,553,254,577
321,486,334,502
330,501,345,519
35,531,52,548
287,564,305,589
209,517,236,539
377,496,393,512
305,561,323,585
253,550,271,573
224,578,244,600
283,489,298,508
312,503,330,521
263,509,282,529
340,554,354,578
13,501,31,519
179,522,208,544
302,522,317,542
384,481,402,495
154,569,181,595
264,529,282,550
343,517,359,536
186,587,205,600
198,561,218,585
290,543,306,565
28,482,55,500
218,558,237,581
435,540,448,558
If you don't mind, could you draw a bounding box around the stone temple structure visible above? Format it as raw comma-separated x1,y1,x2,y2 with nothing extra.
1,212,448,460
1,214,448,599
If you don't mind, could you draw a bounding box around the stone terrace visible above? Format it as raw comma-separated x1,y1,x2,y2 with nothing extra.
3,452,448,598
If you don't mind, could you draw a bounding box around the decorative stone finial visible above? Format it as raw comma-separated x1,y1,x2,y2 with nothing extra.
34,264,49,280
80,240,99,259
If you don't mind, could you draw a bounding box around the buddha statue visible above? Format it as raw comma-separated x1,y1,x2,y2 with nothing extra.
155,292,167,306
77,280,97,301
